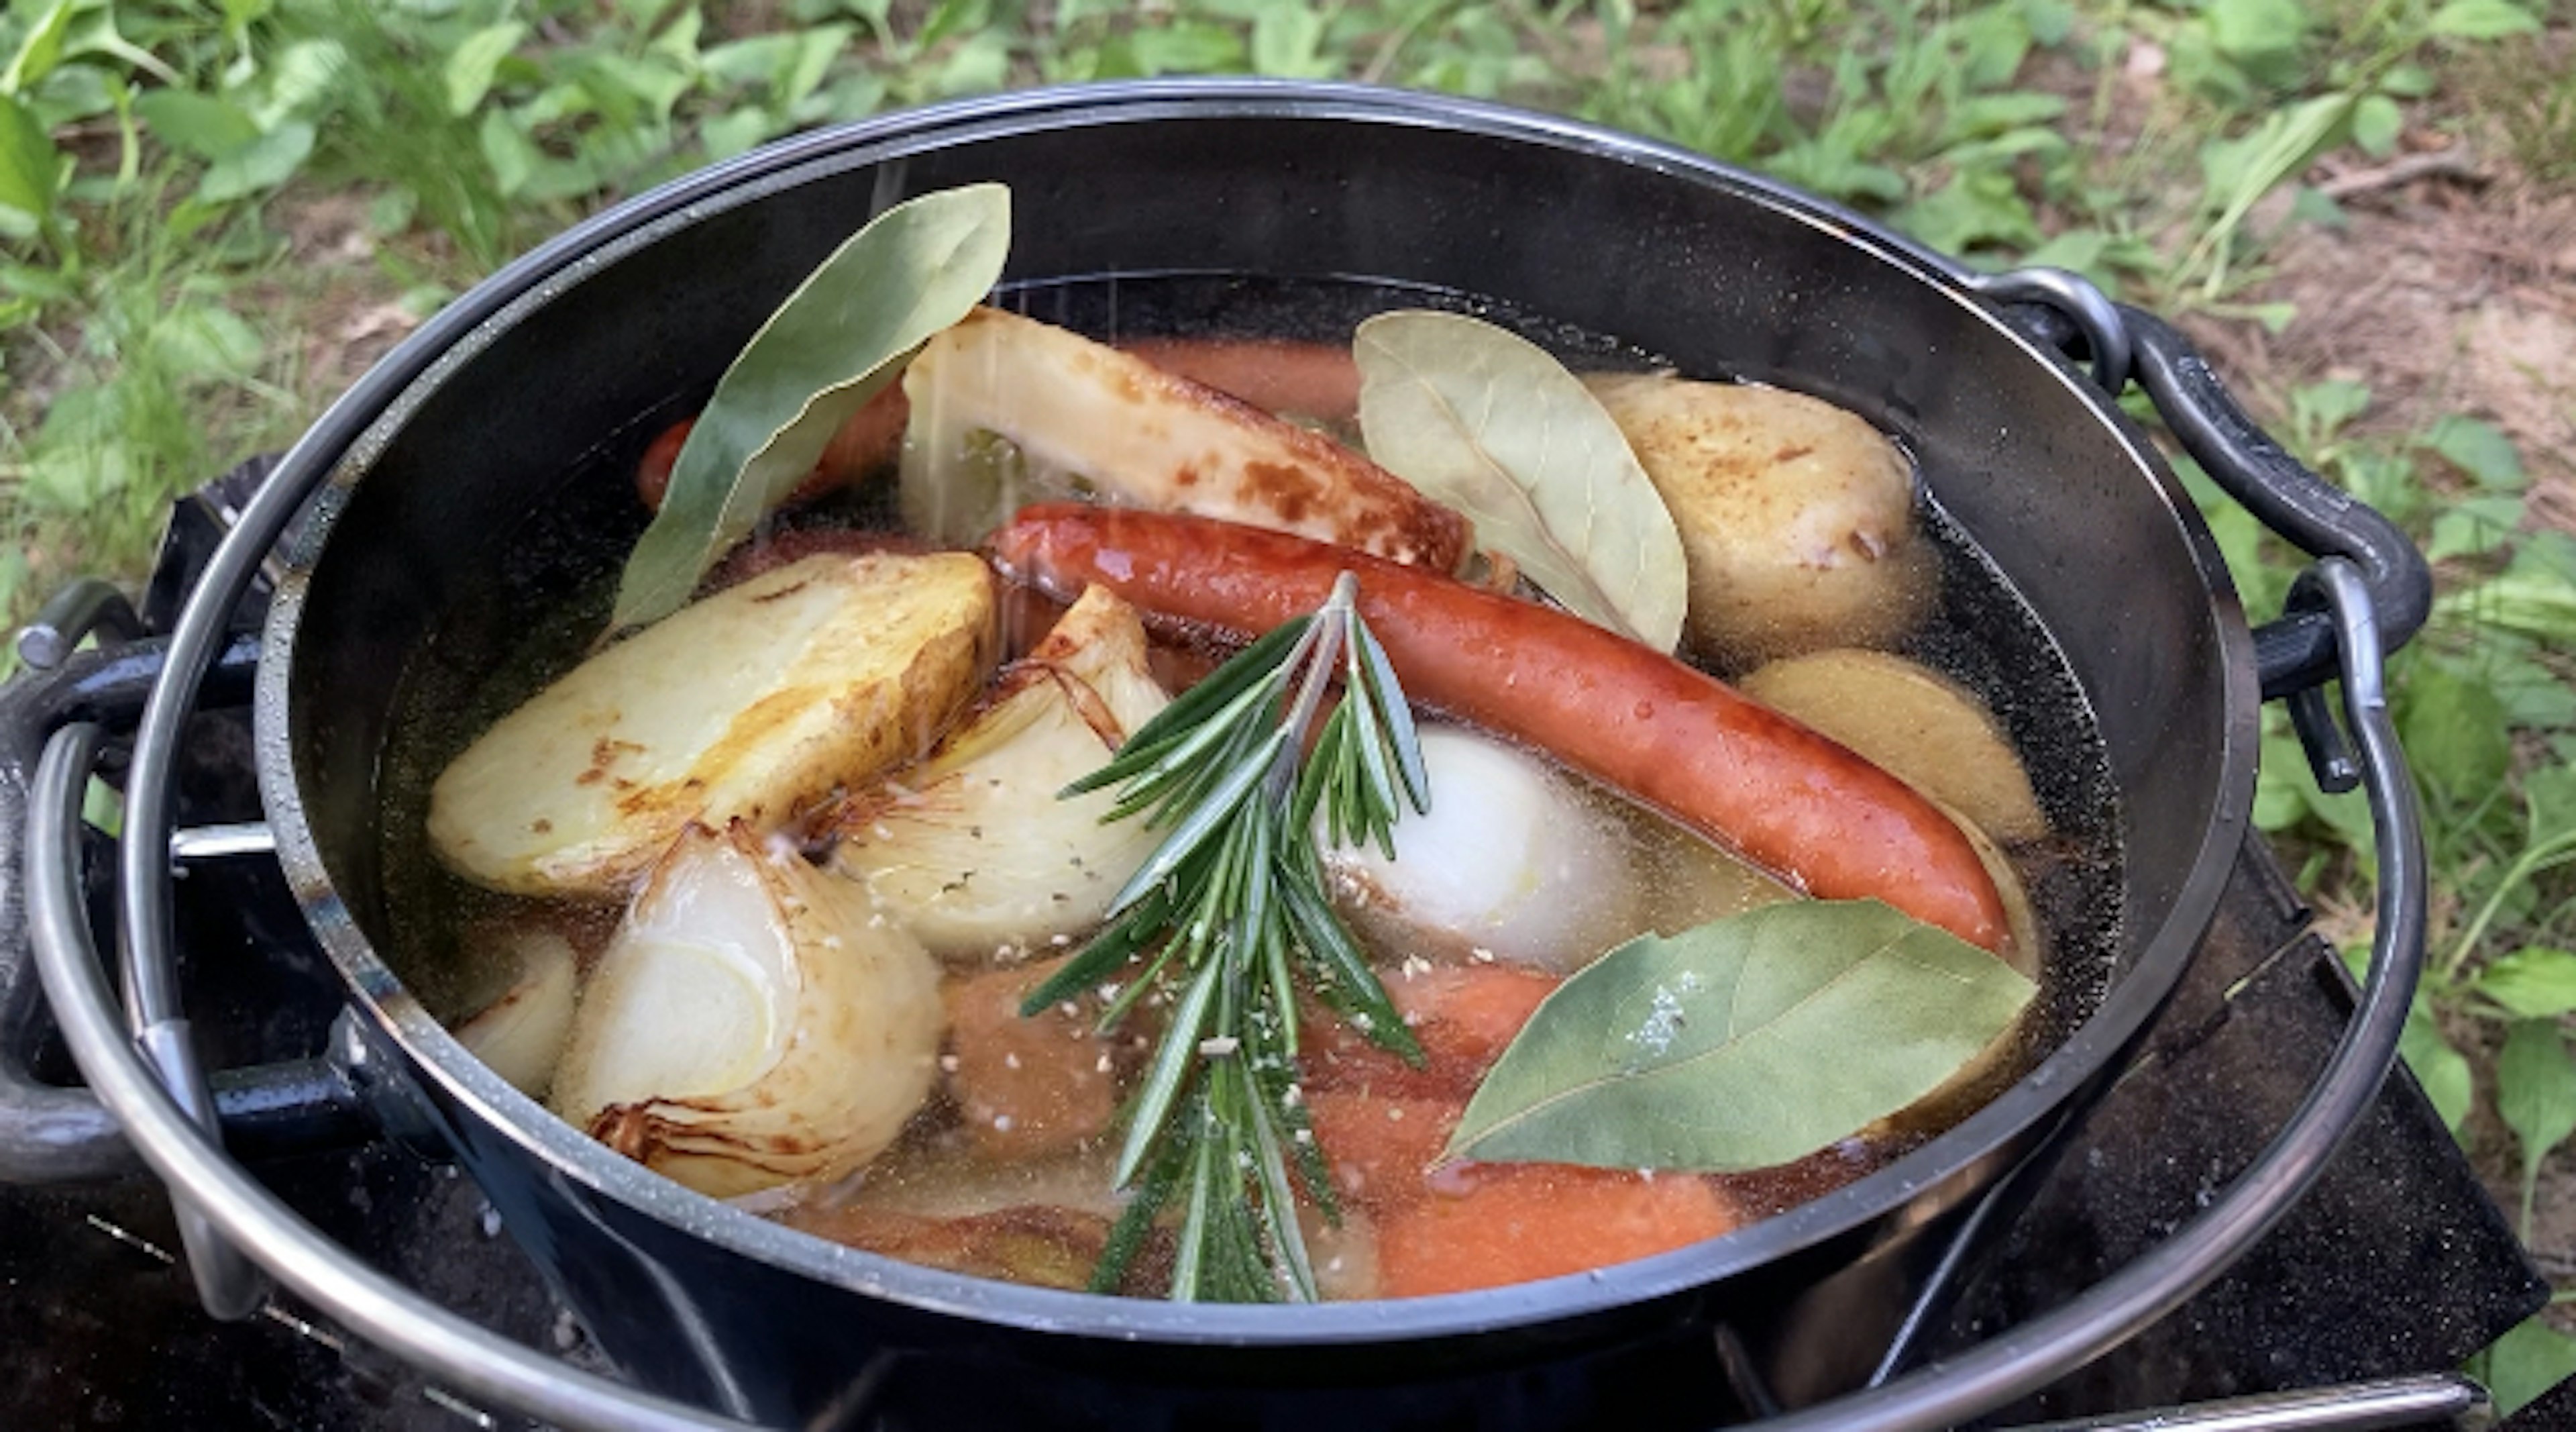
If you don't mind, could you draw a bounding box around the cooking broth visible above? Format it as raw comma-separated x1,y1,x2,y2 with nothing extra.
374,272,2123,1298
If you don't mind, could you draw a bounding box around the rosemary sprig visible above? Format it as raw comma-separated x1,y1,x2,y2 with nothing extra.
1021,572,1430,1302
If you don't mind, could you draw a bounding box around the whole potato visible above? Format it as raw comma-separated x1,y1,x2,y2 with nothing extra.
1589,374,1933,666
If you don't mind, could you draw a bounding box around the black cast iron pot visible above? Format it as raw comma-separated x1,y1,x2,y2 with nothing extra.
0,82,2435,1431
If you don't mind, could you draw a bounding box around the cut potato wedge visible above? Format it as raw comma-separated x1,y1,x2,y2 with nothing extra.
428,551,995,897
902,307,1468,570
1589,374,1931,666
1737,648,2049,846
551,824,945,1198
828,585,1171,959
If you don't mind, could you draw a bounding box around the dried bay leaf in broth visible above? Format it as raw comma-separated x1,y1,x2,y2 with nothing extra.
612,183,1012,631
1444,899,2034,1173
1354,309,1687,651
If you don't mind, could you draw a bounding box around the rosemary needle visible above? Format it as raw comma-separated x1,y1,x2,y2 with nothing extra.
1022,571,1429,1302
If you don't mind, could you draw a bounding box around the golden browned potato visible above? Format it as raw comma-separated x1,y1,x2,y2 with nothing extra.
1588,374,1933,665
1737,648,2049,848
428,551,996,897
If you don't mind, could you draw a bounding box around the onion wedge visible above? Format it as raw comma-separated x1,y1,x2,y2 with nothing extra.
828,586,1171,959
550,824,945,1198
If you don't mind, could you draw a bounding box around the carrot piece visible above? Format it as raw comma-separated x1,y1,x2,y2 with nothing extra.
1376,1166,1741,1297
1305,964,1559,1101
942,957,1123,1162
1305,1090,1460,1210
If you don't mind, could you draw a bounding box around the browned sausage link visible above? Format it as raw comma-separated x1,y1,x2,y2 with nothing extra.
633,381,912,511
1115,338,1363,425
989,505,2008,953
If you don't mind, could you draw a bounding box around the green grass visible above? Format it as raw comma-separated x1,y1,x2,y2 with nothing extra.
2,0,2573,1409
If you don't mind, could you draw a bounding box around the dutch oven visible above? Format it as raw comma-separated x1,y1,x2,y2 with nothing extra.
0,81,2434,1431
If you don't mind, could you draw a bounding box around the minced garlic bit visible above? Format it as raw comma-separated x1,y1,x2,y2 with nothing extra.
1198,1035,1241,1057
938,1054,961,1073
1399,954,1432,982
1469,945,1497,964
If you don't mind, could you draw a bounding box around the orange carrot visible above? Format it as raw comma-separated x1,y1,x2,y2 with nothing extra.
1305,964,1559,1101
1376,1166,1741,1297
1305,1090,1460,1211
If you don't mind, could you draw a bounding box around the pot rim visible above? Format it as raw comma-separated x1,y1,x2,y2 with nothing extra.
256,78,2261,1349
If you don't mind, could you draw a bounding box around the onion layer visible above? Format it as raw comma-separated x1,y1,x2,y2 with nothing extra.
829,586,1170,960
550,823,945,1198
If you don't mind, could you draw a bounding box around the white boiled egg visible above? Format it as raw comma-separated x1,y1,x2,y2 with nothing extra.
1320,726,1638,974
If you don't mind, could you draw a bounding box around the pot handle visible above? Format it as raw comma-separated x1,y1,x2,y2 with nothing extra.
1761,556,2430,1430
1969,270,2434,703
24,719,756,1432
0,631,370,1186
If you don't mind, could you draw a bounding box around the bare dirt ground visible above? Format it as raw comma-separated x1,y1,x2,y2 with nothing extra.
2192,159,2576,503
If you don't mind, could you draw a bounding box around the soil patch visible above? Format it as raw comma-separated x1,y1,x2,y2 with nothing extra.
2186,164,2576,529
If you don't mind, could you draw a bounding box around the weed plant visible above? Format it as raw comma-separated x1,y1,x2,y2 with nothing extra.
0,0,2571,1407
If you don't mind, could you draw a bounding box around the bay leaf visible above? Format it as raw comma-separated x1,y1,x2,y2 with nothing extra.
1353,309,1687,650
1444,899,2035,1172
610,182,1010,631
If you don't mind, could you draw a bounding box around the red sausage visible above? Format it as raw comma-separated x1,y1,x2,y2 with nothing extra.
634,381,911,512
989,505,2008,952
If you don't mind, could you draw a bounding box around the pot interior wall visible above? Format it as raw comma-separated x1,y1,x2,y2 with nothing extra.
276,109,2215,994
286,109,2233,996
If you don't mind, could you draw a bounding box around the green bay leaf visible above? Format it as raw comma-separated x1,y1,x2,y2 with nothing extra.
1445,900,2035,1172
610,182,1011,631
1354,309,1688,652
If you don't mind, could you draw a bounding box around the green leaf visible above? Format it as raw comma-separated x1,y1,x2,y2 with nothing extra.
2290,378,2372,442
2425,493,2524,564
2440,574,2576,644
2479,948,2576,1020
132,90,260,160
1127,22,1245,74
611,183,1012,631
2424,0,2540,38
1250,7,1328,77
1446,901,2036,1172
2498,1018,2576,1235
0,92,59,227
2205,0,2307,58
2396,662,2511,804
3,0,78,95
2481,1316,2576,1417
2400,1001,2473,1132
248,39,348,130
156,303,264,379
2422,415,2526,491
933,30,1012,95
478,107,540,197
2351,93,2403,158
197,120,313,203
2253,722,2312,832
443,21,529,117
1354,310,1688,651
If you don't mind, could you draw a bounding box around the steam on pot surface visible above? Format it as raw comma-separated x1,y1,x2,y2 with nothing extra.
374,254,2124,1306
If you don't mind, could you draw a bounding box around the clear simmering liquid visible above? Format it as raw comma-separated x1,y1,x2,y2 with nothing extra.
376,273,2123,1298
